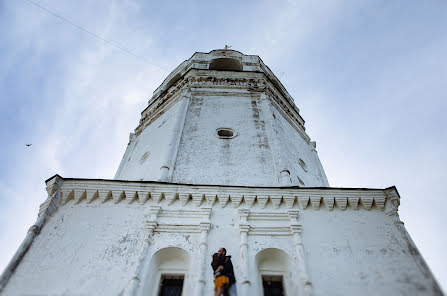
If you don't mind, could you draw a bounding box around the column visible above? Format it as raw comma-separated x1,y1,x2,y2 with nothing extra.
122,206,160,296
288,210,312,296
159,91,191,182
238,209,251,295
260,92,292,186
195,207,212,296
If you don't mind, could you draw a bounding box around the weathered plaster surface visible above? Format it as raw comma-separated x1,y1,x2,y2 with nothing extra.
114,98,183,181
2,179,442,296
271,101,328,186
115,49,325,187
3,202,144,295
172,95,277,186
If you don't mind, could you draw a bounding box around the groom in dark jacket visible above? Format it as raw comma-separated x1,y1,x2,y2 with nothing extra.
212,248,237,296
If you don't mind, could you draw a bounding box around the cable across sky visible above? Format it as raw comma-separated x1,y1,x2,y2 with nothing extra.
24,0,170,73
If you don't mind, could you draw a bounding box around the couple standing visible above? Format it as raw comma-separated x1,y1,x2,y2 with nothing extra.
211,248,237,296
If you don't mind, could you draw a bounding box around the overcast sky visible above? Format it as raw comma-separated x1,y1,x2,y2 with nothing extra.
0,0,446,292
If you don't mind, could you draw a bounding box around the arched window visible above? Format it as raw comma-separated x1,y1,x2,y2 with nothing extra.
143,247,191,296
209,58,243,71
256,248,292,296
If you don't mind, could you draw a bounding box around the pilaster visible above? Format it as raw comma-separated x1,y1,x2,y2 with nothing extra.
195,207,212,296
288,210,312,296
122,206,161,296
238,209,251,294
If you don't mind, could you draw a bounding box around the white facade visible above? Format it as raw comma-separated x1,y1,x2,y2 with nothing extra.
0,50,442,296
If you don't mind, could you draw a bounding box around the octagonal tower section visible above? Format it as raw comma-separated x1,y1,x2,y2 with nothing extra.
114,49,328,187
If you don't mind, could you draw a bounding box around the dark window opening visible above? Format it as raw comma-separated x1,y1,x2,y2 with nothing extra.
217,128,235,138
158,275,184,296
209,58,243,71
262,275,284,296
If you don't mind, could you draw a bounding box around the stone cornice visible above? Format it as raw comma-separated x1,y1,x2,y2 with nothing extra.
49,177,397,212
149,50,298,111
136,70,306,137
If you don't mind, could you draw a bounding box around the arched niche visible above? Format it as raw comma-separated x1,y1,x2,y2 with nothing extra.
142,247,191,296
209,58,243,71
255,248,293,296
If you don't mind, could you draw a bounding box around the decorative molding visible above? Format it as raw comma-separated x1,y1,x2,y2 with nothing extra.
179,193,190,206
283,196,295,208
154,224,201,233
362,197,374,210
243,195,256,208
230,194,243,208
248,212,289,221
217,194,229,208
39,175,63,217
206,194,216,206
136,72,306,137
298,196,310,209
335,197,347,210
249,227,291,236
56,179,392,212
257,195,269,208
192,193,204,207
248,211,291,236
150,207,208,235
270,195,283,209
310,196,321,210
375,196,386,210
385,187,400,208
323,196,334,210
158,209,202,219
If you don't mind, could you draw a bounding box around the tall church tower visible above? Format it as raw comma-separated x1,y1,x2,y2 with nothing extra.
1,50,442,296
114,49,327,188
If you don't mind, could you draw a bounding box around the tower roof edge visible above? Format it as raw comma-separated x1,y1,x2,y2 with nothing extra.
148,50,301,120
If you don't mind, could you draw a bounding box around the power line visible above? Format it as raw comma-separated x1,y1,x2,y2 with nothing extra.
24,0,170,72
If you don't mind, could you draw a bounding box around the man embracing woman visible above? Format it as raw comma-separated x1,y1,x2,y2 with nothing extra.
211,248,237,296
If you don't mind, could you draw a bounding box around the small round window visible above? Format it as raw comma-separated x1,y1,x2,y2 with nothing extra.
216,128,236,139
299,158,308,172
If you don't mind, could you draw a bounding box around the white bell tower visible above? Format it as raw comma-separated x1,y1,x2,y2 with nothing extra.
0,50,442,296
114,49,328,187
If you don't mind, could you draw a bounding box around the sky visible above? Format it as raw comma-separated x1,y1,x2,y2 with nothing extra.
0,0,446,292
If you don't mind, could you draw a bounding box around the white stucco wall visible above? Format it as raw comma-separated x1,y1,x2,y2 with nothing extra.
2,202,145,295
172,94,277,186
115,98,184,181
267,99,329,187
2,180,441,296
117,90,329,187
301,208,437,295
